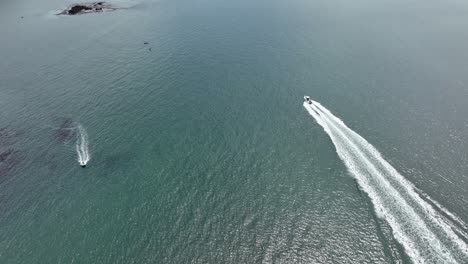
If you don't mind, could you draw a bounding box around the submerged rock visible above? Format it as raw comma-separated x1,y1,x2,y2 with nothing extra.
59,2,117,15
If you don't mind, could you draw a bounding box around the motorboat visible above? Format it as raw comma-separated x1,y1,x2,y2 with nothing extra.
304,95,312,104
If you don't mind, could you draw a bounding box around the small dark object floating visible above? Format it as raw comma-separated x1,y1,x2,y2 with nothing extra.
144,42,149,45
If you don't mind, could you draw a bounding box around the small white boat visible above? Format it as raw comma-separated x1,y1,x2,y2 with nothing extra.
304,95,312,104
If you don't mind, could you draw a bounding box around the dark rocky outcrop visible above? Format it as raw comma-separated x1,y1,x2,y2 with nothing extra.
59,2,117,15
68,5,92,15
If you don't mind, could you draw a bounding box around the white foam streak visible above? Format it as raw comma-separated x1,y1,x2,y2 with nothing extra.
76,125,90,166
303,101,468,263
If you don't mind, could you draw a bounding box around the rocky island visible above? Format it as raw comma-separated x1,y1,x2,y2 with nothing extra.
58,2,117,15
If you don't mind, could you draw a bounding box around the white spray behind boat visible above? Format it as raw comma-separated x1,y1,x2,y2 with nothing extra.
302,97,468,263
76,125,90,167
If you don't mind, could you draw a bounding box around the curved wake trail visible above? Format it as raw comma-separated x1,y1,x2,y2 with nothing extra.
76,125,90,167
303,101,468,263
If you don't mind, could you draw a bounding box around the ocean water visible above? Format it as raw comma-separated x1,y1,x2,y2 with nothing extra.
1,0,468,263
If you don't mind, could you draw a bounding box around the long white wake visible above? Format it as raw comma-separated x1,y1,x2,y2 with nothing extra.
303,100,468,263
76,125,90,167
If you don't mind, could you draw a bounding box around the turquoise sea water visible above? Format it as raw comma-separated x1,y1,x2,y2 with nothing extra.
1,0,468,263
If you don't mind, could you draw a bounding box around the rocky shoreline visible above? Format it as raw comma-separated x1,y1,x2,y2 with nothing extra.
58,2,117,15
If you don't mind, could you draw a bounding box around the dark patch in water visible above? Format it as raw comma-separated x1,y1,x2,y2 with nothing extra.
0,148,13,162
0,127,22,179
54,118,77,143
0,149,19,178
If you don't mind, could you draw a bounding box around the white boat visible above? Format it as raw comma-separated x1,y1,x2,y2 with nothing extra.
304,95,312,104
